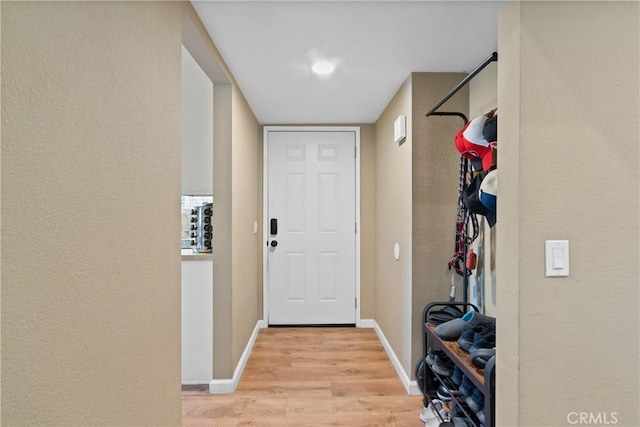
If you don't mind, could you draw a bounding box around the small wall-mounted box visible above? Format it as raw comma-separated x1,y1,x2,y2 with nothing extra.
394,115,406,144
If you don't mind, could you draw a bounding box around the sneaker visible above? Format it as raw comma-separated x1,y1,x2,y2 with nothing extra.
436,384,453,401
426,347,445,366
457,327,475,352
469,333,495,353
473,322,496,339
431,355,455,377
419,399,449,424
465,387,485,412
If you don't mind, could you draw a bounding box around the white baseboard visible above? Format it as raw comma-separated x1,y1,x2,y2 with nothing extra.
209,320,267,394
182,380,211,386
373,320,422,396
357,318,374,328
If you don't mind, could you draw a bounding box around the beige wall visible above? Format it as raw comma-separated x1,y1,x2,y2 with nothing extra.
375,78,413,372
231,86,261,369
498,2,640,426
182,4,261,379
359,124,376,318
1,2,182,424
375,73,467,379
212,84,234,377
410,73,468,374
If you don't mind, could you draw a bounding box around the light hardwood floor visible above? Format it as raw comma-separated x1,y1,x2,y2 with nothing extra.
182,327,424,427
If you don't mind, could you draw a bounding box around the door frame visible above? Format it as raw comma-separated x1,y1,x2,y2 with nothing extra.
262,126,362,326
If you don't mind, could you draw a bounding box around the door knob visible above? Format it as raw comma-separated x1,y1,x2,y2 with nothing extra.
270,240,278,247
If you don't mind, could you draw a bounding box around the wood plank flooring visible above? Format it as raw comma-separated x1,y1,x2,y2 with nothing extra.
182,327,424,427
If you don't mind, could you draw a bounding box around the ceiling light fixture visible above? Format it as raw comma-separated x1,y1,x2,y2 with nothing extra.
311,60,335,76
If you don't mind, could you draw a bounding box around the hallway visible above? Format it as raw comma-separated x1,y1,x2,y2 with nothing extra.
182,327,423,426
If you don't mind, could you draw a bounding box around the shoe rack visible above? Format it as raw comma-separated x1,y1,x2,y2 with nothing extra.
422,302,496,427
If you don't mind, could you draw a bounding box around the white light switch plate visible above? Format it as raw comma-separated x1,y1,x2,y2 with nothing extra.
394,115,406,144
545,240,569,277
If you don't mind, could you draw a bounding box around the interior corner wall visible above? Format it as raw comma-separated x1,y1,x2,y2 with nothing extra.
212,83,233,378
358,123,376,319
374,77,413,375
468,62,498,317
231,86,261,369
1,1,182,424
410,72,468,376
498,2,640,426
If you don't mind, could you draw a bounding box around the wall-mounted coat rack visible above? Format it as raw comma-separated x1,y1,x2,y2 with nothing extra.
425,51,498,306
426,51,497,123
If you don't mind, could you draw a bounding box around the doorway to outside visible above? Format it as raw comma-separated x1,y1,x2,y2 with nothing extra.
263,127,360,325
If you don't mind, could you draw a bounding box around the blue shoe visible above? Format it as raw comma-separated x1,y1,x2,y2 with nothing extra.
460,310,496,328
465,387,484,412
476,409,486,425
457,327,475,352
431,355,455,377
451,366,463,386
460,376,474,397
469,334,495,353
426,347,445,366
470,347,496,369
436,384,453,401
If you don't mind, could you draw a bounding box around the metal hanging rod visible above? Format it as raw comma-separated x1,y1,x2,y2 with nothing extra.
425,51,498,121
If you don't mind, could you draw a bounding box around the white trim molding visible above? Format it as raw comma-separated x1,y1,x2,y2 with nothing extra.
209,320,267,394
357,319,375,328
373,320,422,396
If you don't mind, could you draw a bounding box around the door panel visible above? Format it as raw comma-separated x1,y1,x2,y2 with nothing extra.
267,130,356,325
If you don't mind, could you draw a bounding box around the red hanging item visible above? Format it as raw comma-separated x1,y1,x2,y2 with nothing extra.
466,248,477,270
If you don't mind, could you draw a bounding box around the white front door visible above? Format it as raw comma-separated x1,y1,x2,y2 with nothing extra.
265,129,357,325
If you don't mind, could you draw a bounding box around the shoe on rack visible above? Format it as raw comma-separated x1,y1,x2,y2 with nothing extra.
473,322,496,339
460,310,496,328
469,333,495,353
457,327,475,352
465,387,485,413
436,310,496,341
451,401,476,424
420,399,449,425
476,408,486,425
459,376,474,397
459,322,496,353
470,347,496,369
431,355,455,377
427,305,465,326
434,318,468,341
451,366,463,387
451,417,471,427
426,347,446,366
436,384,453,401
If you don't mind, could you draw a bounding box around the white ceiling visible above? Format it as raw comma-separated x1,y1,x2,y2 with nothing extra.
191,1,500,125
